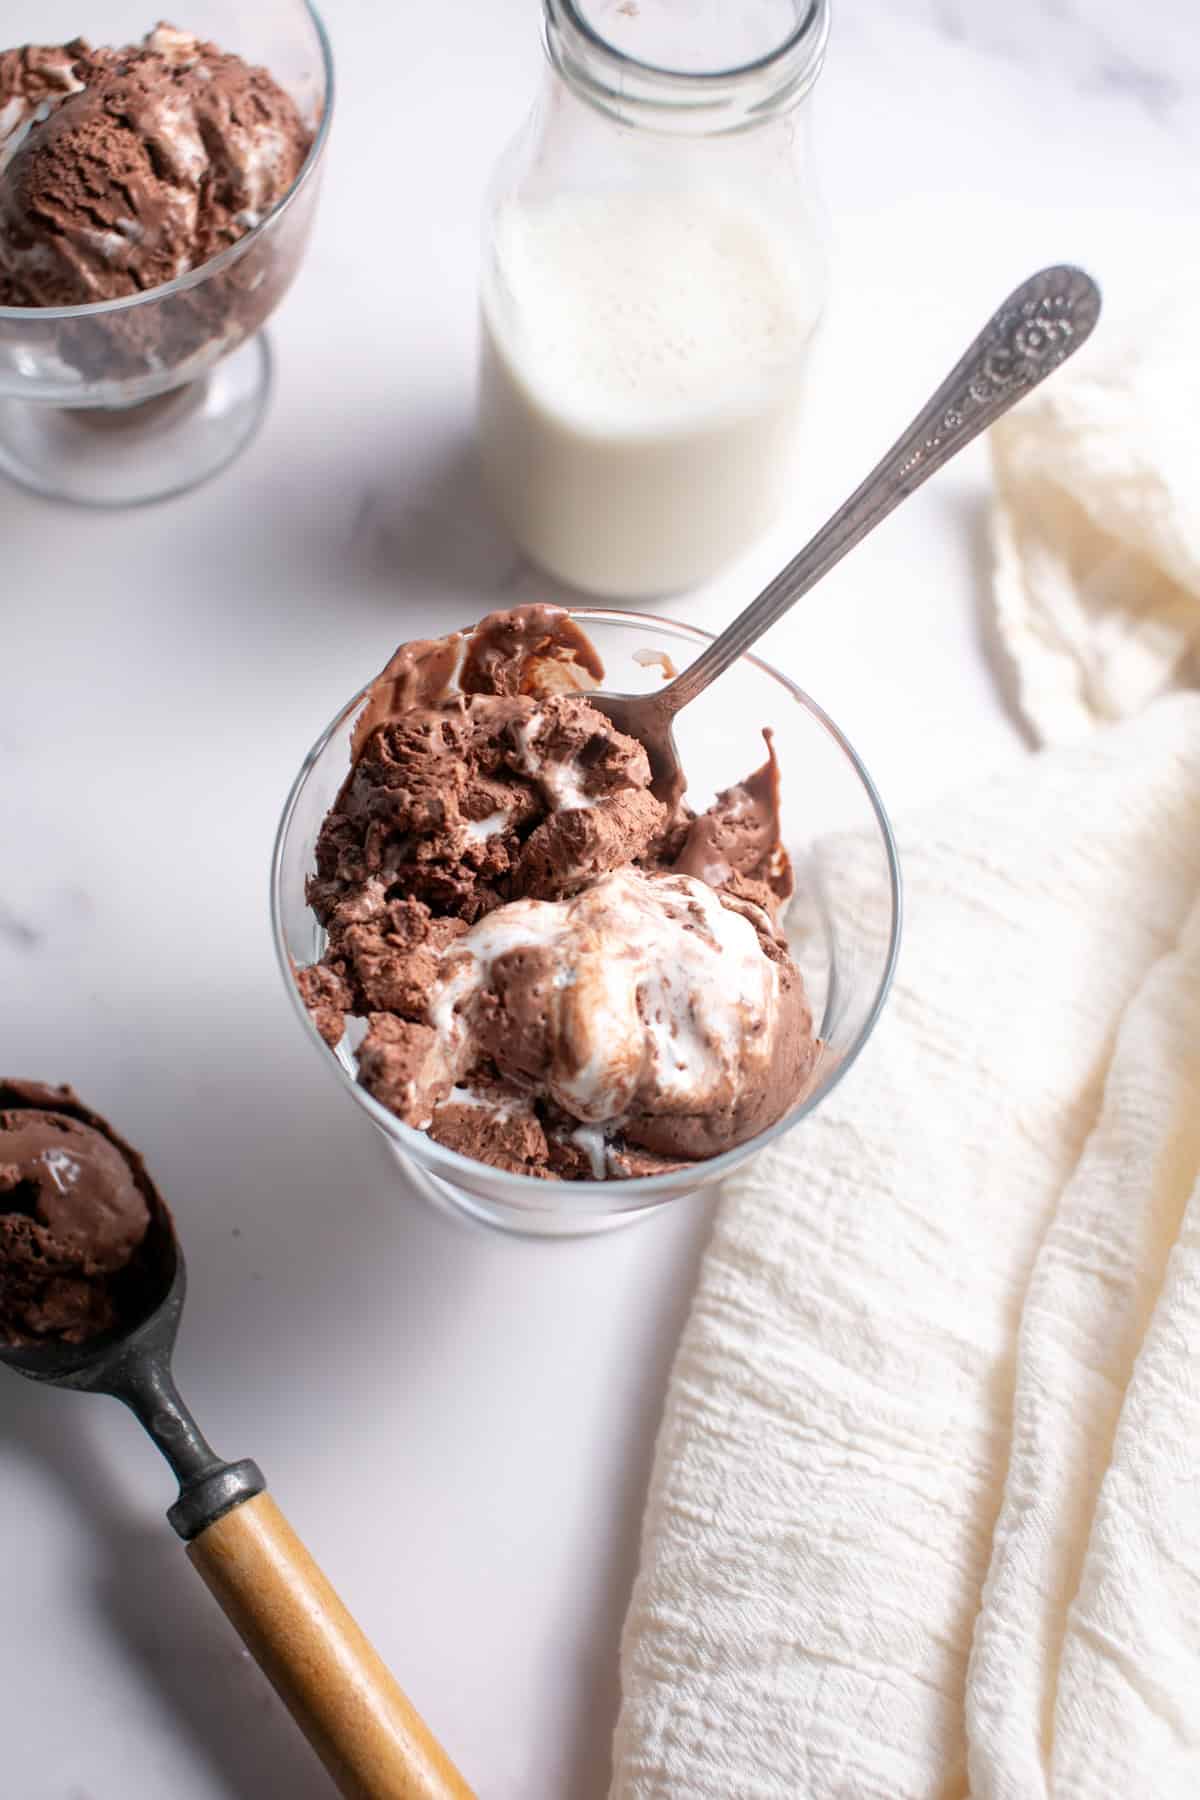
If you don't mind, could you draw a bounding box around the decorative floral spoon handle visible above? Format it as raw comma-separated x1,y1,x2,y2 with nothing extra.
660,265,1101,715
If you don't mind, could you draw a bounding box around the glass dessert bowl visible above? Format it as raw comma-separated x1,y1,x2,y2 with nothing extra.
0,1,332,506
272,610,901,1238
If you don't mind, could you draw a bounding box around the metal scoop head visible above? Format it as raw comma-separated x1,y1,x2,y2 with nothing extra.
0,1189,262,1540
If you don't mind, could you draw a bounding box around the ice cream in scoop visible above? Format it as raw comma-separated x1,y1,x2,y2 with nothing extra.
0,1080,160,1346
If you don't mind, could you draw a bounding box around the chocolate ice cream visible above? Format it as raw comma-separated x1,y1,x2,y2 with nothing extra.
0,25,310,306
0,44,86,170
0,24,313,381
295,606,819,1181
0,1080,160,1346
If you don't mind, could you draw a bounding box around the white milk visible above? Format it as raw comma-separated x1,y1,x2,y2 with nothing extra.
478,188,824,598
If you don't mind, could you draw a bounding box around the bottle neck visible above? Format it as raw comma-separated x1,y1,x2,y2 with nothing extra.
543,0,830,135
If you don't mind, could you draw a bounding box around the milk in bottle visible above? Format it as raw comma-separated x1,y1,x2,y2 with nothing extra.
477,0,831,599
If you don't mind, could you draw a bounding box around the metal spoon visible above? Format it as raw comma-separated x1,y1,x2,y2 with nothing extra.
591,265,1101,801
2,1190,474,1800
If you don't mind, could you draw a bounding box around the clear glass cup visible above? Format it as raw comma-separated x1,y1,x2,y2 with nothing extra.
478,0,831,598
269,619,892,1238
0,1,332,507
272,611,901,1238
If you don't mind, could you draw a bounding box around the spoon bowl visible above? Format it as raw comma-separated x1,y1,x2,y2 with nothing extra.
583,684,685,807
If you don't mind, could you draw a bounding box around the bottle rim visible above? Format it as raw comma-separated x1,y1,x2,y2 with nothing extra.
543,0,830,132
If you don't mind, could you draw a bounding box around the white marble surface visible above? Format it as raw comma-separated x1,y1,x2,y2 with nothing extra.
1,2,1197,1796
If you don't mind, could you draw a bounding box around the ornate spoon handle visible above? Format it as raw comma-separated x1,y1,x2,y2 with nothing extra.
661,265,1101,715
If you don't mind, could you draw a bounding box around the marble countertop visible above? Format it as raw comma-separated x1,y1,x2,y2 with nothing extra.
2,2,1197,1796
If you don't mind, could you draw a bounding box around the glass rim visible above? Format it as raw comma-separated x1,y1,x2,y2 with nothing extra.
545,0,829,94
270,607,903,1212
0,0,335,324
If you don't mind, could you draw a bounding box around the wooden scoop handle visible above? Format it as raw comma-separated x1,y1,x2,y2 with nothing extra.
188,1492,475,1800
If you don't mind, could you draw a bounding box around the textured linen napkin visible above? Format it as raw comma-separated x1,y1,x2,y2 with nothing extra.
610,320,1200,1799
990,297,1200,745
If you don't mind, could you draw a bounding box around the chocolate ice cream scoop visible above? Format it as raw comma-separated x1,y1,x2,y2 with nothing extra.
0,1080,473,1800
0,1080,154,1345
356,868,815,1165
0,26,311,308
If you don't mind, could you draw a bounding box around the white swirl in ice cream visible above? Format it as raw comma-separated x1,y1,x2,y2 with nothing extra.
420,869,781,1126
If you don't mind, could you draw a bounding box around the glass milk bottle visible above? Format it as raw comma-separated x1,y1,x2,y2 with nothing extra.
478,0,831,600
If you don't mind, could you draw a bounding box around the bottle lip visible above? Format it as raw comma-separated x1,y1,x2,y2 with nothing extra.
544,0,830,132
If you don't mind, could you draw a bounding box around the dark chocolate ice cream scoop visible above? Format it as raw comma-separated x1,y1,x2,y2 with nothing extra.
0,1080,154,1344
0,1080,473,1800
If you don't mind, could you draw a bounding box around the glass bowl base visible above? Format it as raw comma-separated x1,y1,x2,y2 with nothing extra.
0,332,273,508
390,1142,683,1239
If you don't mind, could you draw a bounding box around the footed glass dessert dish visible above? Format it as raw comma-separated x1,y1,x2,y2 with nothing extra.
0,0,332,506
272,610,902,1239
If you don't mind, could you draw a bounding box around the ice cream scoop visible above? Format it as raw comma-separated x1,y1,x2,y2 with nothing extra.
591,266,1102,804
0,1081,473,1800
358,869,813,1165
0,26,311,308
0,1086,153,1343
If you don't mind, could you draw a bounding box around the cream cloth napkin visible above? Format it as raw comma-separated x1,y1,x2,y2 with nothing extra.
990,298,1200,744
610,322,1200,1798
